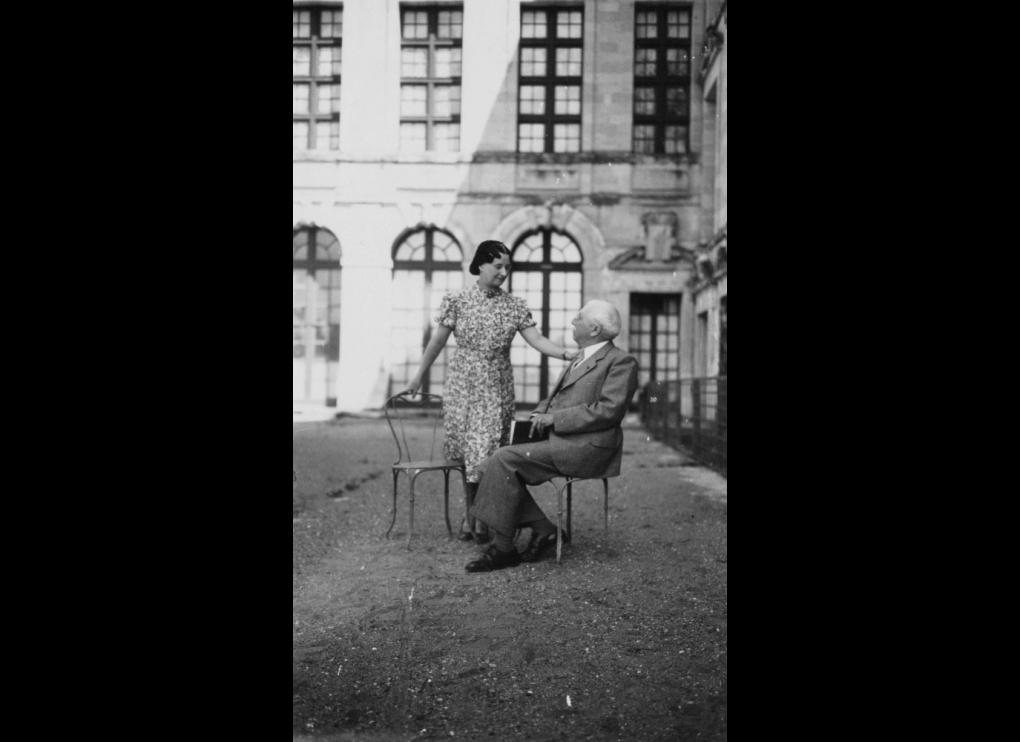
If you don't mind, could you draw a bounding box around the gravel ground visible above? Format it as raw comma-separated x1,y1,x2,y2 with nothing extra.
293,416,727,741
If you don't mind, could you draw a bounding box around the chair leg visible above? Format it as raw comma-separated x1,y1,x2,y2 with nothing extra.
407,470,421,550
567,481,573,537
555,479,566,564
385,469,399,538
603,478,609,531
462,473,476,534
442,470,452,536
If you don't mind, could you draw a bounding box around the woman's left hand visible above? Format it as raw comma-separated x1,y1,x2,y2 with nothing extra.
562,349,580,362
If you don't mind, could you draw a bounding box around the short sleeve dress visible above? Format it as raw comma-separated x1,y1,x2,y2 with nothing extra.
436,283,537,482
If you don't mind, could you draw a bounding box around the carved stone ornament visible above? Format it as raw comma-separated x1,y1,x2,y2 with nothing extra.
641,212,679,262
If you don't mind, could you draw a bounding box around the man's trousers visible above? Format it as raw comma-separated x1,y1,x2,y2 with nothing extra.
468,440,560,535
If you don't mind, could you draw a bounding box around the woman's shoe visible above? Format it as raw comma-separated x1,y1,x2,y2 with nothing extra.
456,516,477,542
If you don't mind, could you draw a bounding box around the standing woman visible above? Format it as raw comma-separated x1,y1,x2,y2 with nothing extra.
402,240,578,542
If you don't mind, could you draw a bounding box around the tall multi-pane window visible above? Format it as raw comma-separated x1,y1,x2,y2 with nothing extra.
633,4,691,155
517,7,584,153
509,229,582,404
294,227,342,404
629,294,680,389
390,227,464,396
293,4,342,150
399,6,463,152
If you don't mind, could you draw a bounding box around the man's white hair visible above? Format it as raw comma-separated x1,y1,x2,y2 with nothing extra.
583,299,622,340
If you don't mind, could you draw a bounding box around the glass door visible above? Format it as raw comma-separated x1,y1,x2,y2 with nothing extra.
509,228,583,405
293,227,341,404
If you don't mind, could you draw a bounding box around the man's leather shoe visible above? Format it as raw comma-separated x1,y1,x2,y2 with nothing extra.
519,528,570,563
465,545,521,572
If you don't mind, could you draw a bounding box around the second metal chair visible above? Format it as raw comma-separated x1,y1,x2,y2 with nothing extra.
382,392,468,549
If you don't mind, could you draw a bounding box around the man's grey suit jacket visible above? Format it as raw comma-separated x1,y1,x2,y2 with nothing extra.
532,342,639,479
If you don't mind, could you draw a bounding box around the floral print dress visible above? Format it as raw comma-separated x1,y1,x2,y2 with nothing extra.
437,284,536,482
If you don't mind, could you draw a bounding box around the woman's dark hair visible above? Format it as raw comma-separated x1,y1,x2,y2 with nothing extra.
469,240,510,275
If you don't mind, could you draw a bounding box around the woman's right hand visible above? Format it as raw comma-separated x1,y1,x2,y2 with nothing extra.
401,377,423,397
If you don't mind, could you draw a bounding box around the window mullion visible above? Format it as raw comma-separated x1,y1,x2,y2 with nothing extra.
650,309,659,377
426,81,434,150
422,227,435,391
539,267,550,394
427,8,436,152
427,33,434,78
310,36,319,149
545,72,555,151
546,27,555,152
656,11,666,154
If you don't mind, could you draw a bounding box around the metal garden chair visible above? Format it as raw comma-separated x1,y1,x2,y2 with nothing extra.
383,392,468,549
499,432,617,564
551,475,614,563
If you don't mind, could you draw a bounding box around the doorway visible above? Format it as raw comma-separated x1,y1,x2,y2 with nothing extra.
509,228,583,405
293,225,341,405
629,293,681,388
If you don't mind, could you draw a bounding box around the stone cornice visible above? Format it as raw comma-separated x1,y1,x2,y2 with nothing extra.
470,151,699,166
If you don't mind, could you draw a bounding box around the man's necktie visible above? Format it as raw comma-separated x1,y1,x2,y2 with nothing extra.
551,355,583,401
567,355,584,377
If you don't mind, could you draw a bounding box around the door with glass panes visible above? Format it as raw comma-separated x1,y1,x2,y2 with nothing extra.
389,227,464,397
629,293,680,389
509,228,583,405
293,226,341,405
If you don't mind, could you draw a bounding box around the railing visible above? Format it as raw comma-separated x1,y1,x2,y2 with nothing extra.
638,377,727,476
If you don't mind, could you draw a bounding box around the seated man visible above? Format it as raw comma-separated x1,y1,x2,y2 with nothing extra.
465,299,639,572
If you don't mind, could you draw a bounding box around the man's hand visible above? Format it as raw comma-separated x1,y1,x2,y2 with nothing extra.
529,412,554,437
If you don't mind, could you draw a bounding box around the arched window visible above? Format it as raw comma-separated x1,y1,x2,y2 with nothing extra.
390,226,464,397
293,225,342,405
509,228,583,404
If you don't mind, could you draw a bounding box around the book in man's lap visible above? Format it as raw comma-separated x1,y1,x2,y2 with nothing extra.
507,418,550,445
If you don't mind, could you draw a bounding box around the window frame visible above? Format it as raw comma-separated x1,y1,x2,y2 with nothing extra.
517,6,585,154
629,293,681,390
389,226,465,397
632,3,692,156
509,227,584,404
399,4,464,153
293,225,342,405
293,3,343,152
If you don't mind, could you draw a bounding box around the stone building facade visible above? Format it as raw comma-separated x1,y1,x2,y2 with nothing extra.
690,0,726,380
293,0,727,412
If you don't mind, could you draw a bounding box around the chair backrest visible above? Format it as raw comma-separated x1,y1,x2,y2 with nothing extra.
383,392,449,465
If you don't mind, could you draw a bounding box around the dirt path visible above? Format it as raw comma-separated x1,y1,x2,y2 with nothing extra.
294,417,726,741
